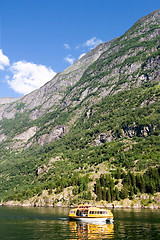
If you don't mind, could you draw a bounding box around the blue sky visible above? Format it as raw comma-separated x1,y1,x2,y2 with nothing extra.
0,0,159,98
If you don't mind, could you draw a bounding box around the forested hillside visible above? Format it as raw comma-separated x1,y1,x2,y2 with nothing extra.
0,9,160,207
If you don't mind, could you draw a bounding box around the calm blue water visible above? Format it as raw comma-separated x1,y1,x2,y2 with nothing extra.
0,206,160,239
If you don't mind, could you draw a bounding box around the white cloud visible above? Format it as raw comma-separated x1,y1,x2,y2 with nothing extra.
84,37,103,49
64,55,75,65
8,61,56,95
78,53,86,59
0,49,10,70
75,45,80,50
64,43,70,49
5,75,10,80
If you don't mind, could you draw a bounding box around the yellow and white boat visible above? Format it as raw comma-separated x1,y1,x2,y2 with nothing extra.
69,204,114,223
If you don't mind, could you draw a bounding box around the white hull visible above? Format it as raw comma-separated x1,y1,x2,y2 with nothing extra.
69,217,114,223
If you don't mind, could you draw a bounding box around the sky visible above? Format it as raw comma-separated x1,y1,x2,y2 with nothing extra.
0,0,159,98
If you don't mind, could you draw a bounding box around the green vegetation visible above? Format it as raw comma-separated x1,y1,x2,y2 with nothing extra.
95,167,160,201
0,11,159,203
0,112,32,137
0,82,160,202
16,102,25,110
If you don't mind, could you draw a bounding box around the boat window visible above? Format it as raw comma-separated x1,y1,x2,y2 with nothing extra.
89,210,108,215
102,211,108,214
70,211,75,214
89,211,94,214
76,210,81,216
91,211,106,215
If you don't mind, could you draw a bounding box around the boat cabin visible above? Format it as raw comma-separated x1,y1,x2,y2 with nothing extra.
69,205,111,218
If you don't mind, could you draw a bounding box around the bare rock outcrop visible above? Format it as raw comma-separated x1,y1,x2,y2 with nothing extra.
36,165,49,176
9,126,39,150
36,125,68,146
122,124,153,137
14,126,38,142
93,124,154,146
0,131,7,143
0,97,17,104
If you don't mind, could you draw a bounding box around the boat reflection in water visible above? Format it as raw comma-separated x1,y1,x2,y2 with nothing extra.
69,221,114,239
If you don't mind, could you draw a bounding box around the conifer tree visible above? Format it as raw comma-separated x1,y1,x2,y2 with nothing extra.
115,187,120,201
116,168,121,179
100,174,105,187
120,186,128,199
129,185,134,199
102,187,106,201
106,188,111,203
95,180,102,201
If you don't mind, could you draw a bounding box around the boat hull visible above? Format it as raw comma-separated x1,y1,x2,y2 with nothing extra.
69,216,114,223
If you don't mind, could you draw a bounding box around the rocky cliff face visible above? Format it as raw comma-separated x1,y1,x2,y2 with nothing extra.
0,97,17,104
65,10,160,107
0,40,115,120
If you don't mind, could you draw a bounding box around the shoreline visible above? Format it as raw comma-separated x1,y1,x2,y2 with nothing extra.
1,192,160,209
1,199,160,210
0,203,160,209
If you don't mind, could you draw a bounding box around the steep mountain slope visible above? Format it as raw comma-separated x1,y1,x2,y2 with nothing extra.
0,41,114,119
0,9,160,204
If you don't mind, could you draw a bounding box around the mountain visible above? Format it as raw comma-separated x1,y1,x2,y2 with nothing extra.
0,9,160,206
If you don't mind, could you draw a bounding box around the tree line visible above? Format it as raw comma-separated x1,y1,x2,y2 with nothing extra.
94,167,160,202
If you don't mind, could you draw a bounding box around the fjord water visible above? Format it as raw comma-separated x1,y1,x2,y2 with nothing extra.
0,206,160,240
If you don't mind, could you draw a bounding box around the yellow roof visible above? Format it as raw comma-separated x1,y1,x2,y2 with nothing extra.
72,206,109,211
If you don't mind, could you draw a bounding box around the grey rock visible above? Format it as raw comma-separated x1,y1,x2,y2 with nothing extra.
36,125,68,146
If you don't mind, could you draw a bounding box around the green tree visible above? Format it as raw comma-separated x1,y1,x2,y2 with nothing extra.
136,175,146,193
120,186,128,199
106,188,111,203
115,168,121,179
102,187,106,201
129,185,134,200
100,174,105,187
95,180,102,201
115,187,120,201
